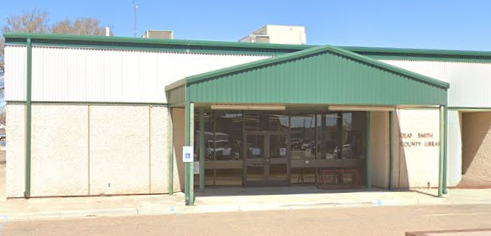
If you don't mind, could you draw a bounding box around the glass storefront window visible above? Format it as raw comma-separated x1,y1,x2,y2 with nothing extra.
214,111,243,160
341,112,366,159
194,108,367,187
290,114,316,159
244,112,289,131
194,110,214,161
316,113,340,160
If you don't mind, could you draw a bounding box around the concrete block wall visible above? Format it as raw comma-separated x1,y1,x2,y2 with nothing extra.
6,104,171,198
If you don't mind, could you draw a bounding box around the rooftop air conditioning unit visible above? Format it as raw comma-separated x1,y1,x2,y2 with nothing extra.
142,30,173,39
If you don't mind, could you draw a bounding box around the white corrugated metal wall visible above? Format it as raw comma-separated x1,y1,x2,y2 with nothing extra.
7,46,270,103
4,46,27,101
379,60,491,108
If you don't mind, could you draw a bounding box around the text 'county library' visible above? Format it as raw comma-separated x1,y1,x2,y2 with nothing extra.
4,25,491,203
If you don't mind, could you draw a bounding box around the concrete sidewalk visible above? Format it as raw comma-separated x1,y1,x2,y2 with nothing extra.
0,187,490,221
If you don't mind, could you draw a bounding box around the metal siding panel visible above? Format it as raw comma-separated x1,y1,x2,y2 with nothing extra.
103,50,123,102
85,49,105,102
27,46,269,103
5,46,27,101
139,52,158,103
381,60,491,107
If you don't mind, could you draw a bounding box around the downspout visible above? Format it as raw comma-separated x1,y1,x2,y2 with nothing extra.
438,105,445,197
366,112,371,189
24,38,32,198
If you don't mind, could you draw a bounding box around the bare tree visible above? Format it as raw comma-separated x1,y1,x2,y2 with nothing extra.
3,8,50,33
0,9,112,125
52,17,107,36
0,37,4,74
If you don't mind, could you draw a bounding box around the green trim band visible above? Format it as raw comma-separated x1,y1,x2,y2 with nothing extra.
8,33,491,62
366,55,491,63
4,32,307,56
7,100,168,106
448,107,491,110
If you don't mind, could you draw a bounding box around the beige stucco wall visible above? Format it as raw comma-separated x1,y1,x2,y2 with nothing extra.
461,112,491,187
7,104,172,198
369,111,389,189
150,106,169,193
31,105,89,196
394,109,440,188
89,105,151,195
6,104,26,198
172,108,185,192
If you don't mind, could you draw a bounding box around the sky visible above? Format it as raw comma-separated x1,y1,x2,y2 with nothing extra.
2,0,491,51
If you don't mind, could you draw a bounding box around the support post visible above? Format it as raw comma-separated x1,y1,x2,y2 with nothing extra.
168,108,174,195
389,111,394,190
199,108,205,191
24,38,32,199
366,112,371,189
438,105,444,198
442,106,448,194
185,101,195,205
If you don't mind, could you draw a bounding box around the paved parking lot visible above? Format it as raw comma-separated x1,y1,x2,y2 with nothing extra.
5,204,491,236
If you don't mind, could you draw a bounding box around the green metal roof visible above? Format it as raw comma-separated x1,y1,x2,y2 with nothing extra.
6,33,491,61
168,45,448,106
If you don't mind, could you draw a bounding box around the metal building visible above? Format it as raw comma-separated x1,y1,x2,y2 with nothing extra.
3,32,491,204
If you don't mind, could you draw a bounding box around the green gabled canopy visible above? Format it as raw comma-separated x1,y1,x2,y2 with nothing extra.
167,45,449,106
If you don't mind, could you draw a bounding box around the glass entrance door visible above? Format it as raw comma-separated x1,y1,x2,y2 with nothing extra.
244,132,290,186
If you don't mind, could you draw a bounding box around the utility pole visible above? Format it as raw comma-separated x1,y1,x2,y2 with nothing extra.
133,0,138,37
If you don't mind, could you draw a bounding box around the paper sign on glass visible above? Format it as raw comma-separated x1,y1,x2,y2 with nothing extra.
280,148,286,156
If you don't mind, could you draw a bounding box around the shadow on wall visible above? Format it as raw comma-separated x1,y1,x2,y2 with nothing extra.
460,112,491,188
172,108,186,192
394,112,410,190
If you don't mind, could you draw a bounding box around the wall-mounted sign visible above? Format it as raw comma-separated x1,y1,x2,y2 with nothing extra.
183,146,194,162
400,133,440,148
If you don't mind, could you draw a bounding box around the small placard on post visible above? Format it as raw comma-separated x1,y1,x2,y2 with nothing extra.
193,162,200,174
182,146,194,163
